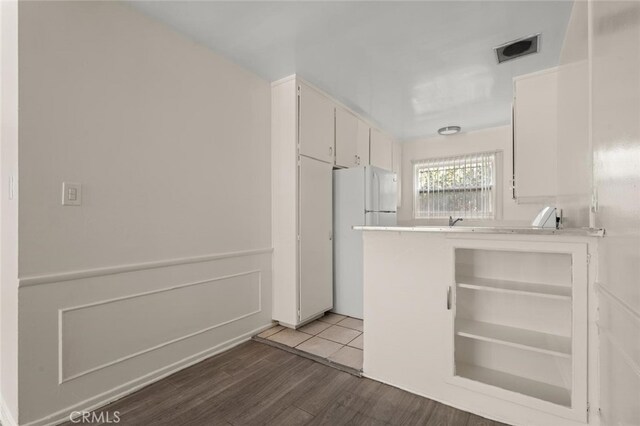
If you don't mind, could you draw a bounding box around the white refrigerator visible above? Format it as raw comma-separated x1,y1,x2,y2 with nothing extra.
333,166,397,319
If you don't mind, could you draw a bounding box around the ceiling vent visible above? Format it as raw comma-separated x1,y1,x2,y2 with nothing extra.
494,34,540,64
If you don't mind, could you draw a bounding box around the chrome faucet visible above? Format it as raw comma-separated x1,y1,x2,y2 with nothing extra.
449,216,463,227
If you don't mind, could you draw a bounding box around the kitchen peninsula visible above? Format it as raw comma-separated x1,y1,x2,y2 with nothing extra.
356,225,603,426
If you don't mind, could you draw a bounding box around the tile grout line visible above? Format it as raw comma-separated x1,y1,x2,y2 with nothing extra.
258,318,364,369
253,337,362,376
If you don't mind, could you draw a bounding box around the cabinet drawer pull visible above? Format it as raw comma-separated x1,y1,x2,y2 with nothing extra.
447,286,452,310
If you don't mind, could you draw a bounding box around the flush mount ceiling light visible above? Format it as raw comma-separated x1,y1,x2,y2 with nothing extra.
494,33,541,64
438,126,461,136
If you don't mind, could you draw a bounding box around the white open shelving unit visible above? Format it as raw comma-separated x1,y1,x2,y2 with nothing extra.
456,275,572,300
456,318,571,358
447,239,588,422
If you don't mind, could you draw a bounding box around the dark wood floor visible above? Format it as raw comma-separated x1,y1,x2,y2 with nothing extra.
67,341,509,425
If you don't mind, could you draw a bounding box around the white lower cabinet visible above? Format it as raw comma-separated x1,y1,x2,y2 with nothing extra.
363,231,597,426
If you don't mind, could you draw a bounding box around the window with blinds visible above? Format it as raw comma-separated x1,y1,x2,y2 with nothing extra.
414,152,496,219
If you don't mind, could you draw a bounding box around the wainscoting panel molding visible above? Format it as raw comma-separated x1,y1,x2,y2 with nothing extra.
597,283,640,377
18,248,272,426
60,270,262,383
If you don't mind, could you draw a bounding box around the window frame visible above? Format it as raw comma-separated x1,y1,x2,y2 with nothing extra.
412,151,502,220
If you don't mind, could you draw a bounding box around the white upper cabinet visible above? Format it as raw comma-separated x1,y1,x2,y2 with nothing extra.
513,68,558,202
299,82,335,164
392,142,402,207
356,119,370,167
370,128,393,171
335,107,359,168
336,107,371,168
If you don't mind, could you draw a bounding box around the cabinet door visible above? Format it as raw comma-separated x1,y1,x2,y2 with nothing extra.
335,107,358,168
356,119,370,166
370,128,393,171
513,70,558,201
392,142,402,207
299,155,333,322
299,82,335,164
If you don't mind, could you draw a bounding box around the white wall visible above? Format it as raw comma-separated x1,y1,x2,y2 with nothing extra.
590,1,640,425
555,0,591,228
398,126,542,226
0,1,20,424
14,2,272,424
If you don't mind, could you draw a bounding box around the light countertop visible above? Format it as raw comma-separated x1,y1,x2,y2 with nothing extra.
352,225,605,237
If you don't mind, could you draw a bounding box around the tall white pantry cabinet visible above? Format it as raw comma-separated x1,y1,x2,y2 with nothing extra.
272,76,335,327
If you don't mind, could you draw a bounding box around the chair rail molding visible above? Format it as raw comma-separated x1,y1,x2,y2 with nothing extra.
18,247,274,287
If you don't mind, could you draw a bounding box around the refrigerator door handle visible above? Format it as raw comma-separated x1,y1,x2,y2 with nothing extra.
373,171,380,212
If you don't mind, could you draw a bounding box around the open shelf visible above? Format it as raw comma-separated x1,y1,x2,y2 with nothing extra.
456,319,571,358
456,275,571,300
456,362,571,407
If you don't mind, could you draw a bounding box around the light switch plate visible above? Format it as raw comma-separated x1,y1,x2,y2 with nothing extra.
62,182,82,206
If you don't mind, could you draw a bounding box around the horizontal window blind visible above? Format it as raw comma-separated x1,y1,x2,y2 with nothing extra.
414,151,496,219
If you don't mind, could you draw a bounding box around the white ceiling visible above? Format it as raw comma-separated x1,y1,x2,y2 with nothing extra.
130,1,574,141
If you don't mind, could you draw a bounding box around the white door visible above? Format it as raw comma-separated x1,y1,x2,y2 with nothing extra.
369,128,393,171
299,155,333,322
365,167,398,213
299,82,335,164
335,107,358,168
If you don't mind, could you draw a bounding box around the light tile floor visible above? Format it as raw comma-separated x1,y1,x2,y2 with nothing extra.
258,313,364,371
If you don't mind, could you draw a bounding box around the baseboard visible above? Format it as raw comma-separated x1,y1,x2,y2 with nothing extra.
0,395,18,426
22,323,274,426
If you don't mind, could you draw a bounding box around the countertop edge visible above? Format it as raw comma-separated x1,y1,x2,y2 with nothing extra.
352,226,605,237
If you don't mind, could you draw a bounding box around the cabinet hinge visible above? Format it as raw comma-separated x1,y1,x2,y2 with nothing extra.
297,309,301,320
587,253,591,264
297,234,300,241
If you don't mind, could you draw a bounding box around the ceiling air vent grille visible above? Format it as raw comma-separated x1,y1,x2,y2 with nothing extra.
494,34,540,64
